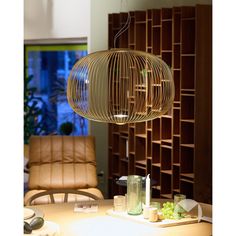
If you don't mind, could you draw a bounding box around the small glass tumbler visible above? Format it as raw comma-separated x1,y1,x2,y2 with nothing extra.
174,194,186,215
113,195,126,212
127,175,142,215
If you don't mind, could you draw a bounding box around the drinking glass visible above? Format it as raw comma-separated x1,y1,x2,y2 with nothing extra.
127,175,142,215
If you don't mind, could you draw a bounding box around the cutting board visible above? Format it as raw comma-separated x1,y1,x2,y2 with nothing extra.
106,209,198,228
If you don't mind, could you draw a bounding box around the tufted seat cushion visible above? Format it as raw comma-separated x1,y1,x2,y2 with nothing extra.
24,135,103,205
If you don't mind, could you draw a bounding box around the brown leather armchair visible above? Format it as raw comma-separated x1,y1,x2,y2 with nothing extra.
24,135,104,205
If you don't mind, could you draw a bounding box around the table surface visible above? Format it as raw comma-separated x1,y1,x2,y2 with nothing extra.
30,199,212,236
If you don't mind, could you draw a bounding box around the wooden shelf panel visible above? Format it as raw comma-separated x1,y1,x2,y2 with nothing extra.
161,170,173,175
181,173,194,179
180,178,194,184
160,194,172,199
136,160,146,166
152,185,161,190
152,163,161,167
136,134,147,138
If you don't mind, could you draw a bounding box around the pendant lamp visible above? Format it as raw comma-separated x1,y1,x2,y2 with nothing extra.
67,14,174,125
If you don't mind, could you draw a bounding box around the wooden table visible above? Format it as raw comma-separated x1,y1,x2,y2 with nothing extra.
30,199,212,236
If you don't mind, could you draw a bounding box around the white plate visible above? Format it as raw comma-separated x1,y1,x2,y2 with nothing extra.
24,208,35,220
24,221,60,236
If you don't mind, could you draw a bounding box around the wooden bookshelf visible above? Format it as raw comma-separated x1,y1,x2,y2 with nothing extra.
108,5,212,203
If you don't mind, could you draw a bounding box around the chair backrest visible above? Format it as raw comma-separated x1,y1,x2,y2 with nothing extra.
28,135,98,190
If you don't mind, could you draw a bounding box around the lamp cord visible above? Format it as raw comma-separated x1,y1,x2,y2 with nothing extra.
113,8,131,48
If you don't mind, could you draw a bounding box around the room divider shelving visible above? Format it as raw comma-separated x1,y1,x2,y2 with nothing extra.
108,5,212,203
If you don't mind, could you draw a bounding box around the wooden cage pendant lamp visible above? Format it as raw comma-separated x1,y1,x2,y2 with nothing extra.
67,14,174,125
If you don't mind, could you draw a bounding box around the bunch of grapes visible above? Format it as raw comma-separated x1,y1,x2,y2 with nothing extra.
161,202,175,219
161,202,182,220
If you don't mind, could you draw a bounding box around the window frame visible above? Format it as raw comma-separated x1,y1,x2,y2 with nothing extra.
24,38,90,135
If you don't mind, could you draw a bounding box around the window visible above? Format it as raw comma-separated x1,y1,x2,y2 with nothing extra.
24,44,88,143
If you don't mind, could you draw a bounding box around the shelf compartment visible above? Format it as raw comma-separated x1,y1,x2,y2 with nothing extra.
135,91,147,113
161,117,172,140
120,161,128,176
162,20,172,51
112,155,120,174
152,26,161,55
180,146,194,173
135,11,146,22
162,51,172,68
108,148,113,176
152,118,161,141
119,14,129,48
135,22,146,51
109,178,120,198
135,136,146,161
108,126,113,145
112,124,120,133
161,173,172,194
119,124,128,133
173,108,180,135
112,133,120,153
135,165,146,177
180,180,193,199
181,56,195,89
152,165,160,186
135,121,146,135
147,9,152,20
174,70,180,101
174,44,180,69
161,146,172,170
152,9,161,26
128,16,135,45
152,142,160,164
161,8,172,20
152,85,162,110
181,6,195,18
173,136,180,164
119,136,129,159
129,128,134,153
181,121,194,145
147,158,152,177
147,131,152,157
181,18,195,54
147,20,152,47
173,165,180,190
181,95,194,120
128,153,135,175
173,12,181,43
152,187,160,198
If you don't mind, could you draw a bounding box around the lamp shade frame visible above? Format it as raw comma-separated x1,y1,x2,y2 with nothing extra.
67,49,175,124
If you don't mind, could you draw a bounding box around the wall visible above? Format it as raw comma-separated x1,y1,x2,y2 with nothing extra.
24,0,90,39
